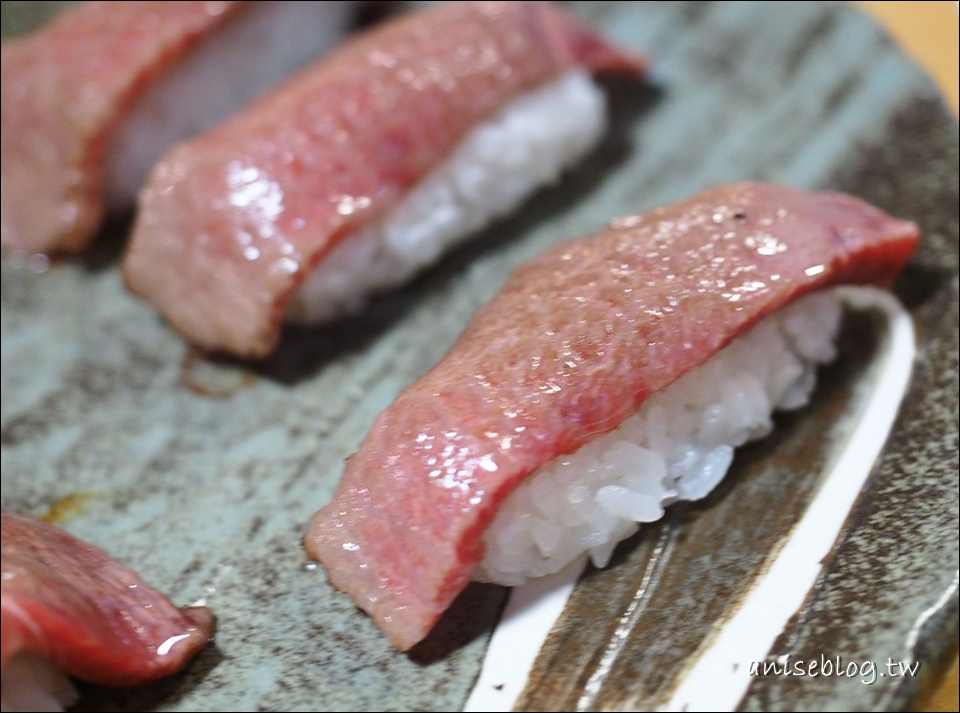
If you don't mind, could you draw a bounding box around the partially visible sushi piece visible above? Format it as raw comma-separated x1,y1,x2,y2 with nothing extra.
122,1,645,358
1,1,361,256
303,182,920,651
0,510,214,712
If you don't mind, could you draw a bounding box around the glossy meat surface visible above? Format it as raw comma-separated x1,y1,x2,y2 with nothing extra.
1,511,213,687
304,182,920,650
122,1,642,358
0,1,245,255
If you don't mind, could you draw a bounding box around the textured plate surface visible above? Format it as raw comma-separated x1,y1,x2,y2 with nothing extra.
1,2,957,711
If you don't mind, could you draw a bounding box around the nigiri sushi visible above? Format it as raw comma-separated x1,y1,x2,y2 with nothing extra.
121,1,645,358
1,1,360,256
0,510,214,712
303,182,920,651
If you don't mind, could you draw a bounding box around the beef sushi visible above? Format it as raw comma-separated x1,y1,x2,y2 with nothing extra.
1,1,359,256
0,510,213,711
303,182,919,651
121,1,644,358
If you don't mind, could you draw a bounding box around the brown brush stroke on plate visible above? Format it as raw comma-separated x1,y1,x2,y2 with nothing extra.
738,93,959,713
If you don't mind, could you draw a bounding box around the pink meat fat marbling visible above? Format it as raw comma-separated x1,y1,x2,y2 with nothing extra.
122,1,643,358
0,1,246,256
304,182,920,651
1,510,213,687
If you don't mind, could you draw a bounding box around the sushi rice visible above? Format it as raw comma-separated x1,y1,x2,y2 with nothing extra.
104,1,359,210
0,653,78,713
285,68,607,323
476,289,843,585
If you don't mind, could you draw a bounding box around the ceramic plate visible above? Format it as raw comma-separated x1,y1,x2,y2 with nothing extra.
1,2,957,711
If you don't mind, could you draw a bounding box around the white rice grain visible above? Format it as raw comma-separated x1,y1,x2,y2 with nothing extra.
285,69,607,323
105,1,358,209
0,653,79,713
475,289,844,586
